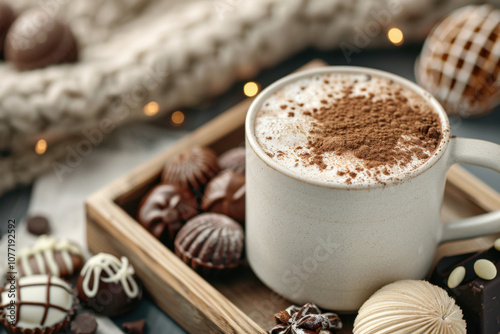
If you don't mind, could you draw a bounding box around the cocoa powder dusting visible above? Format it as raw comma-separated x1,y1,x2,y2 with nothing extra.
304,86,442,175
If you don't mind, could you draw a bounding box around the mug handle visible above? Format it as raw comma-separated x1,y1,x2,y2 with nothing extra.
440,137,500,243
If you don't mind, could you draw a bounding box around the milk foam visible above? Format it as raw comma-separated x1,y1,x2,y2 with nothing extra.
254,73,440,184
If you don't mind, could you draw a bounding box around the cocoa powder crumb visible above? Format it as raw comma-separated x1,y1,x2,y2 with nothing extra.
288,112,295,117
280,105,287,110
305,87,441,173
266,136,272,140
303,111,312,116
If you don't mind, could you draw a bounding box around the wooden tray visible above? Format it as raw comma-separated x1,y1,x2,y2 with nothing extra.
85,60,500,333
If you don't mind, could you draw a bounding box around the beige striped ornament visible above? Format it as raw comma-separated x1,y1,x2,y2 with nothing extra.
353,280,466,334
416,5,500,117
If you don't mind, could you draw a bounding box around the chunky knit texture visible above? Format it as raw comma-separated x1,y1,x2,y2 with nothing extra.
0,0,496,194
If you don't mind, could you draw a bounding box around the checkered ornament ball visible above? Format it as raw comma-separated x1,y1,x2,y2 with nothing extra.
416,5,500,117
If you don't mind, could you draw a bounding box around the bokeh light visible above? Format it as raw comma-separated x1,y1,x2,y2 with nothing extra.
143,101,159,116
244,82,259,97
35,139,47,155
387,27,404,46
171,111,185,126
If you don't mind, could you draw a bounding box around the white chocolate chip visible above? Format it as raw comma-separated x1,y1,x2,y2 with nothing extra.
474,259,497,280
494,238,500,251
448,266,466,289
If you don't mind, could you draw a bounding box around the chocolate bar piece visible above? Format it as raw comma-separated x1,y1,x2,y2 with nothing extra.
429,244,500,333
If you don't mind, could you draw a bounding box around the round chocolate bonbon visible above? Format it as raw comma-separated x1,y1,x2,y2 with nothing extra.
0,1,15,54
5,9,78,71
174,213,244,275
162,146,220,191
137,184,198,242
201,171,245,222
26,215,51,236
0,275,75,332
70,313,98,334
77,253,141,317
17,235,83,278
218,147,245,174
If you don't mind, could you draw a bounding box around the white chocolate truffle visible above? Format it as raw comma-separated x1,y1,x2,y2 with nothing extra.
416,5,500,117
353,280,466,334
0,275,74,330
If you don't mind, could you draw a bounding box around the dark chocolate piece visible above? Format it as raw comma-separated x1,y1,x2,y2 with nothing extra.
201,171,245,222
218,147,245,174
269,302,342,334
70,313,98,334
122,318,146,334
0,1,15,55
138,184,198,243
26,215,51,235
5,9,78,71
429,244,500,334
174,213,243,276
77,253,142,317
162,146,220,190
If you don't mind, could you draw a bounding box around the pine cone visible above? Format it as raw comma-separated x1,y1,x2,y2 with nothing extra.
269,303,342,334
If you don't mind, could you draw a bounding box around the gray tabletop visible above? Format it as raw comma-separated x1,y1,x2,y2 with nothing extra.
1,45,500,333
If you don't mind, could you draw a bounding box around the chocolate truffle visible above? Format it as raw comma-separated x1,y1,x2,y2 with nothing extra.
122,319,146,334
17,235,84,277
162,146,220,191
70,313,98,334
269,303,342,334
77,253,142,317
138,184,198,243
174,213,244,275
0,1,15,55
26,215,51,236
218,147,245,174
429,241,500,334
5,9,78,71
0,275,76,333
201,171,245,222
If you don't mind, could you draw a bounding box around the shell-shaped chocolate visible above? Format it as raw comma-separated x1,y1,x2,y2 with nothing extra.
218,147,245,174
174,213,243,275
16,235,83,278
416,5,500,117
162,146,220,191
77,253,141,317
0,1,15,54
201,171,245,222
138,184,198,242
353,280,466,334
5,9,78,71
0,275,75,332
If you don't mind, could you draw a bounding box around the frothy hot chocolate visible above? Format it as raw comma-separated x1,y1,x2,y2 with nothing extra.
255,72,442,184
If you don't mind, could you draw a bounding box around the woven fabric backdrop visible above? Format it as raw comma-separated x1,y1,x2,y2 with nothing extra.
0,0,496,193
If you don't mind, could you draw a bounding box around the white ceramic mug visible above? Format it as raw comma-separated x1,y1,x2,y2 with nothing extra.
245,66,500,311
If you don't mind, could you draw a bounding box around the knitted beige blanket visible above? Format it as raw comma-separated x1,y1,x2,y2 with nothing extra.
0,0,495,193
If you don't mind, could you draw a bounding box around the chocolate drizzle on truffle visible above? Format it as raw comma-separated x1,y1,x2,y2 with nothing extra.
17,235,83,277
0,275,75,330
77,253,141,317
